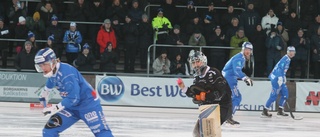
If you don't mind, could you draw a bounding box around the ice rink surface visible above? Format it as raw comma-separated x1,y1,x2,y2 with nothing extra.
0,102,319,137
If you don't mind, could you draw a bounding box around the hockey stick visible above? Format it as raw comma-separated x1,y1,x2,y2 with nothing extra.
286,102,303,120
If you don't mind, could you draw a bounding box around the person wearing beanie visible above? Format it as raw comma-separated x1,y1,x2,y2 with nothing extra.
63,21,83,65
15,16,28,54
239,1,261,41
160,0,178,26
128,0,143,24
188,29,206,49
139,13,153,69
152,7,173,44
46,34,54,48
97,18,117,54
123,14,139,73
74,43,96,71
19,16,26,24
266,26,284,75
276,21,289,56
15,40,36,72
45,15,64,59
26,11,45,40
100,42,119,73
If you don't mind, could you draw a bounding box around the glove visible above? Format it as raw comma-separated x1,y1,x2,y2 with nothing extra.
284,77,287,83
195,92,206,101
42,103,64,117
244,77,253,86
277,77,283,86
1,30,9,35
186,85,206,97
39,89,50,107
68,33,72,40
276,46,282,50
192,98,202,104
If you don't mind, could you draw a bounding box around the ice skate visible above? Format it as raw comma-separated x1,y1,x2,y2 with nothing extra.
261,108,272,118
224,116,240,127
277,108,289,117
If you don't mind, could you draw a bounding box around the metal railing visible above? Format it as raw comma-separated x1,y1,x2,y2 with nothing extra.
146,44,245,76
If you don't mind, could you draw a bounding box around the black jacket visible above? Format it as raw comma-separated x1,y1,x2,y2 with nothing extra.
100,50,119,72
45,24,64,44
138,22,153,48
251,29,267,62
15,48,36,71
170,59,186,75
122,21,139,45
185,66,232,106
75,53,96,71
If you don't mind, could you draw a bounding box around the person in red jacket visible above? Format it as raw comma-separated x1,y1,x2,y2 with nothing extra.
96,19,117,54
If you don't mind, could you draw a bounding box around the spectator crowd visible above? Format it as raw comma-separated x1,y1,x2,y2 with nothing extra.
0,0,319,79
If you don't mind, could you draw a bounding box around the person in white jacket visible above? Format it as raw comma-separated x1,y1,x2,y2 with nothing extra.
261,9,279,35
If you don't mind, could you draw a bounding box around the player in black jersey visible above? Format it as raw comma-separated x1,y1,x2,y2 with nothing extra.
177,51,233,136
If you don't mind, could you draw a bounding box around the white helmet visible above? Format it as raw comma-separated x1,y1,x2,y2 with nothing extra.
241,42,253,52
287,46,296,54
34,48,57,78
189,51,207,76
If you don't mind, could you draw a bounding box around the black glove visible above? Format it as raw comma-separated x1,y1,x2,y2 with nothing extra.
68,33,72,40
244,77,253,86
192,98,202,104
186,85,206,97
162,24,168,30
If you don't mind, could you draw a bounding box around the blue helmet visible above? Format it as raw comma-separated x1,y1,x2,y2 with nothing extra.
34,48,56,65
34,48,57,77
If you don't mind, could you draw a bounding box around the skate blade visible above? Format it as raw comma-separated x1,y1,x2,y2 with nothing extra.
223,122,240,128
276,115,290,119
260,114,272,118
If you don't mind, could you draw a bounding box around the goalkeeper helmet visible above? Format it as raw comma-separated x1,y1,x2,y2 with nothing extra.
189,51,207,76
34,48,57,78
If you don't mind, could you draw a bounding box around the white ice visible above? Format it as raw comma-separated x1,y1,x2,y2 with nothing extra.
0,102,319,137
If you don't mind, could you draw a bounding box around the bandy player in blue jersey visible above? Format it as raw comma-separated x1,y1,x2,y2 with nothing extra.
34,48,113,137
222,42,254,125
261,46,296,117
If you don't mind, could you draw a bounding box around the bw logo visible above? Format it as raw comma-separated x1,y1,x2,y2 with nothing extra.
305,91,320,106
97,76,125,102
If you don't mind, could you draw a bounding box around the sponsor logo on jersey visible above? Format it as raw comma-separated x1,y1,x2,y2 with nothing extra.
84,111,99,123
97,76,124,102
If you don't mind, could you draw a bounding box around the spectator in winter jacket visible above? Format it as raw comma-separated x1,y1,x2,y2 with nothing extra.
239,2,261,41
100,42,119,73
0,17,10,68
45,15,64,59
26,31,41,51
153,50,170,75
128,0,144,24
261,9,279,35
87,0,106,58
276,22,289,56
307,15,320,38
97,19,117,54
185,15,204,39
45,34,54,49
284,11,302,45
15,41,36,72
188,30,206,51
37,1,57,27
290,29,309,78
105,0,126,23
74,43,96,72
139,14,153,69
229,27,249,58
225,17,240,45
7,0,27,37
265,28,284,74
202,2,220,27
14,16,28,54
202,14,216,41
310,27,320,79
160,0,178,27
178,0,197,27
274,0,290,23
251,24,267,77
26,12,46,40
221,5,239,32
166,24,188,61
170,53,186,75
63,22,83,65
65,0,89,37
152,8,172,44
123,15,139,73
207,25,227,71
